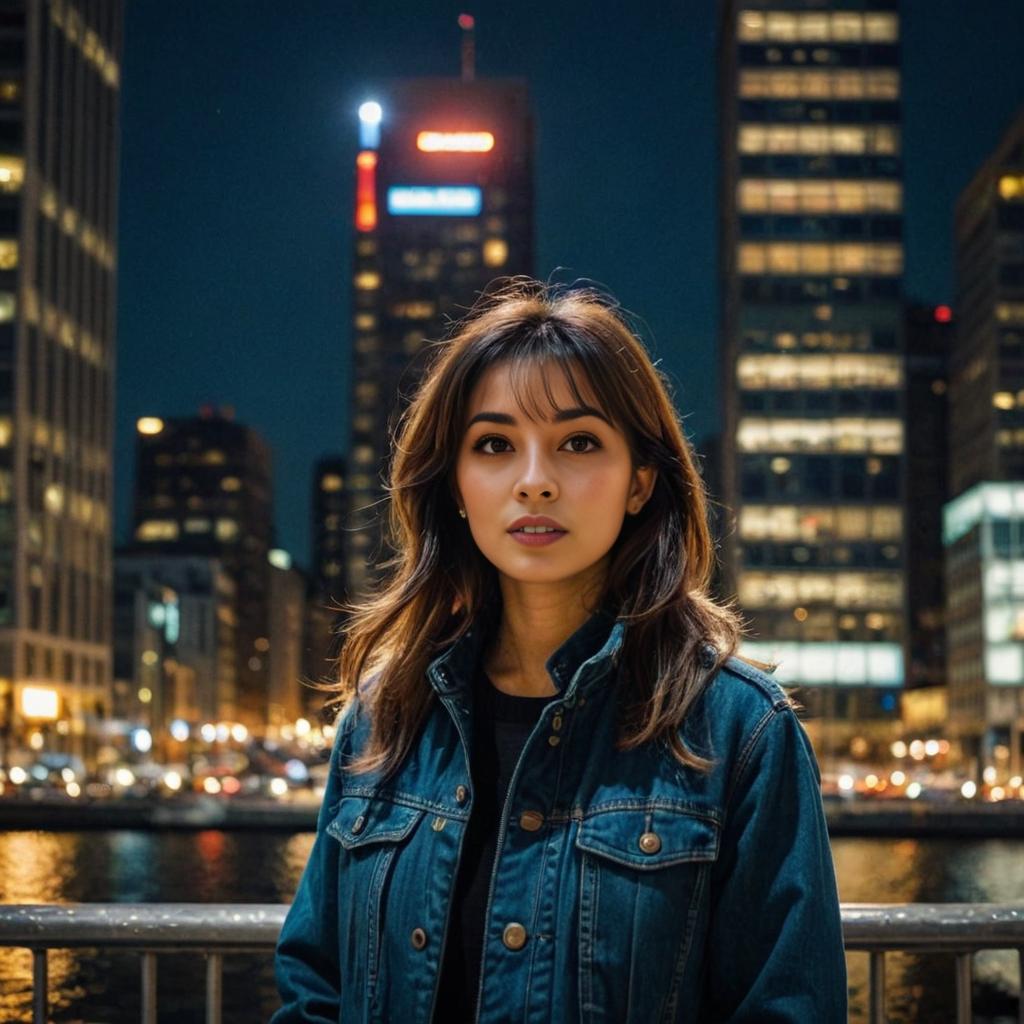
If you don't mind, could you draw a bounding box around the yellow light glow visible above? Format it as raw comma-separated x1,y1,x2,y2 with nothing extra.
417,131,495,153
21,686,59,720
137,416,165,435
483,238,508,267
138,687,152,703
999,175,1024,200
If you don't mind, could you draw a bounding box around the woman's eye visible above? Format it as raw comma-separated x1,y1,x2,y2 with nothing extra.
474,435,512,454
564,434,600,453
471,434,601,454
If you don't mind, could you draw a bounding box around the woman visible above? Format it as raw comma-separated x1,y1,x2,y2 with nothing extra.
272,281,847,1022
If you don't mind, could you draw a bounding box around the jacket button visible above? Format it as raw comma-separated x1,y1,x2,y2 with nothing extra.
518,810,545,832
502,922,528,950
455,785,468,804
547,735,560,747
351,814,366,835
639,831,662,854
698,641,719,670
410,927,427,950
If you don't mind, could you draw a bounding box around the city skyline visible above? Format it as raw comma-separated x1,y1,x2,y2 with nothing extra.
116,2,1024,569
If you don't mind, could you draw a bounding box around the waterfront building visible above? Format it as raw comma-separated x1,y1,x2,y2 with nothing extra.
718,1,905,762
946,105,1024,778
267,548,306,735
311,454,347,605
0,2,123,765
129,407,273,734
113,550,237,751
345,75,534,597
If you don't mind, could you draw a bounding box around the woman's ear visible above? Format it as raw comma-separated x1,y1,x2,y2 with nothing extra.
629,466,657,513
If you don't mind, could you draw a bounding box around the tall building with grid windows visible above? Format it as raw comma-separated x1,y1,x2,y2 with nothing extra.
345,79,533,599
0,2,122,764
718,2,905,762
945,107,1024,778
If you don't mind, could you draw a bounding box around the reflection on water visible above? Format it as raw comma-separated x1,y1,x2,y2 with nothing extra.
833,837,1024,1022
0,831,1020,1021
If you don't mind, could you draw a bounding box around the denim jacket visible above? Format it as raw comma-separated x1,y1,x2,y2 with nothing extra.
272,610,847,1023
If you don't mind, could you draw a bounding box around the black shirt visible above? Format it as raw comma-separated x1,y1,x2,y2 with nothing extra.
432,669,553,1022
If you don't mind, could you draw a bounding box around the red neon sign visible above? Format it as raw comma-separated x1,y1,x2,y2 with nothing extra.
355,150,377,232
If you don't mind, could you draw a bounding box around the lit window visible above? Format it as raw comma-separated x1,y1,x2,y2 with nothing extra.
0,415,10,446
221,476,241,492
0,156,24,193
736,353,902,390
354,444,375,465
0,79,20,102
0,239,18,270
136,519,180,542
354,271,380,290
864,13,899,42
184,517,211,533
994,392,1016,410
483,238,508,267
202,449,226,465
0,291,15,321
738,124,899,156
737,243,903,276
354,312,376,330
321,473,343,492
215,518,239,541
390,301,435,319
737,417,902,454
999,175,1024,201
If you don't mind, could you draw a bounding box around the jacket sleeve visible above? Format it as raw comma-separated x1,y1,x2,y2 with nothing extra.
700,704,847,1022
270,702,356,1023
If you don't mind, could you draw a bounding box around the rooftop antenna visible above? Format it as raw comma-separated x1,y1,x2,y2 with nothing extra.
458,13,475,82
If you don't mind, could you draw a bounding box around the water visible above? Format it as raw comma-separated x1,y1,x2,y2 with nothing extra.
0,830,1020,1022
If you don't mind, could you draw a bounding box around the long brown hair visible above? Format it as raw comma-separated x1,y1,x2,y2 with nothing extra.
331,278,752,778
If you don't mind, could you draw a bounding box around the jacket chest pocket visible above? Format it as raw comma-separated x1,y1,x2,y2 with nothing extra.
574,805,720,1024
327,795,424,1012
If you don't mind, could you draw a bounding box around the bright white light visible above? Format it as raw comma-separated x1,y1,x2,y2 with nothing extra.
9,766,27,785
358,101,382,125
865,773,879,788
906,782,922,799
131,728,152,754
1010,775,1023,788
200,723,217,743
961,780,977,799
890,770,906,786
991,786,1006,801
270,778,289,797
838,774,854,792
924,739,940,757
215,723,230,743
909,740,926,760
295,718,311,737
61,767,76,783
230,724,248,743
890,741,907,758
268,548,292,570
285,759,308,782
163,771,182,791
203,777,222,795
114,767,136,787
66,781,81,798
29,731,44,750
170,719,190,742
983,766,998,785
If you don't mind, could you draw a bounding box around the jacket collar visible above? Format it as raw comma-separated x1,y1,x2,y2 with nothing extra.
427,604,625,700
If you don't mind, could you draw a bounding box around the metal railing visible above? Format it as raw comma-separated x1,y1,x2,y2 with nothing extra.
0,902,1022,1023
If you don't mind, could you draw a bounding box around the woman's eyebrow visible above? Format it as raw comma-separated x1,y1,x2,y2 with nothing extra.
466,405,612,428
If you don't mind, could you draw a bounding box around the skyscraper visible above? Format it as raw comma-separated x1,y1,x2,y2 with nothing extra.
345,76,534,598
945,106,1024,777
718,2,904,760
130,407,273,733
0,2,122,762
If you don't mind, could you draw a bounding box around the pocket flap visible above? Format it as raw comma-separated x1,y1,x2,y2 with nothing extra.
326,795,423,850
576,806,720,870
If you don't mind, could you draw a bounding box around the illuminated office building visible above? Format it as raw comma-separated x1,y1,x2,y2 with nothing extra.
311,454,347,604
718,2,904,759
346,79,533,597
945,107,1024,775
0,2,122,762
130,407,273,733
267,548,305,733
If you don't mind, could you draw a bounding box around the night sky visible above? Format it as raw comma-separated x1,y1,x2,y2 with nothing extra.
116,1,1024,570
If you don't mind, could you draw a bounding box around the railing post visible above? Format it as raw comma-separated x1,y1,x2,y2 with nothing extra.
31,949,47,1024
141,951,158,1024
1018,948,1024,1024
869,949,886,1024
955,952,972,1024
206,951,223,1024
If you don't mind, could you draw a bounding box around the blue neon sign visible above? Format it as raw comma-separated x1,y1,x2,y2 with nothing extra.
387,186,482,216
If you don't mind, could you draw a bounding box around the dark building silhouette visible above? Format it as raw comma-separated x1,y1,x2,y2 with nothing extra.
345,78,534,597
718,1,905,762
129,407,273,733
945,106,1024,778
0,1,123,765
904,303,952,690
311,454,347,605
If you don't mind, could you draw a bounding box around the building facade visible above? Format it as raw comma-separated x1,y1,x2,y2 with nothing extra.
718,1,905,762
345,78,533,597
129,407,273,734
946,107,1024,777
0,1,122,764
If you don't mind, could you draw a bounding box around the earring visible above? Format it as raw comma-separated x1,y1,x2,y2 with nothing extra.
459,508,467,519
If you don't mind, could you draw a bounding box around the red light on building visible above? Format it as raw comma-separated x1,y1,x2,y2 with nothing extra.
417,130,494,153
934,305,953,323
355,150,377,232
458,13,475,29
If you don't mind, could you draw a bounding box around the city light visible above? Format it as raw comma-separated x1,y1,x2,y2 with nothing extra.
200,723,217,743
21,687,58,720
890,770,906,786
961,781,977,799
230,724,248,743
983,766,998,785
203,777,222,795
358,100,382,124
163,771,183,791
169,719,190,742
416,131,494,153
66,781,81,798
136,416,165,435
270,778,289,797
358,100,382,149
906,782,922,799
838,774,854,792
268,548,292,570
356,150,378,232
114,768,135,788
9,766,27,785
131,728,152,753
387,185,482,216
934,304,952,322
295,718,311,737
891,741,907,758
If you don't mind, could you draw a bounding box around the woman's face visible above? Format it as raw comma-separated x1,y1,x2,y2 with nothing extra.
453,359,656,590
